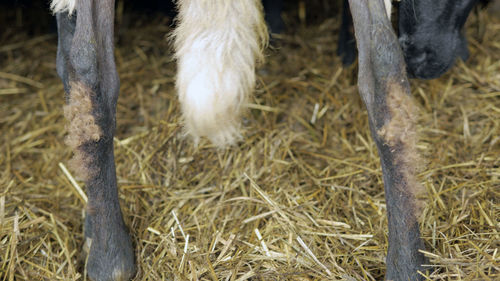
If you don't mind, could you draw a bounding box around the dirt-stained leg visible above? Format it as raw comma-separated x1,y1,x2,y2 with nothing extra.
55,0,135,280
348,0,428,280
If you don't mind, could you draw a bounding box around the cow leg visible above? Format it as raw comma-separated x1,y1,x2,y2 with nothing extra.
55,1,135,280
262,0,284,34
348,0,427,280
337,0,356,66
55,12,74,94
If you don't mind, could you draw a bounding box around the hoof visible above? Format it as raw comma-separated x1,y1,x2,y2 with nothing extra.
84,222,136,281
385,243,427,281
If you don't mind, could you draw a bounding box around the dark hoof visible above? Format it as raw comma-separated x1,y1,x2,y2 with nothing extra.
84,220,136,281
385,242,427,281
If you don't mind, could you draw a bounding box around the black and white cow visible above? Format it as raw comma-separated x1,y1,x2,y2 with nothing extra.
47,0,484,280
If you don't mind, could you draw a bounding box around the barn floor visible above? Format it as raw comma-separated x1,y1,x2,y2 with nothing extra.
1,5,499,281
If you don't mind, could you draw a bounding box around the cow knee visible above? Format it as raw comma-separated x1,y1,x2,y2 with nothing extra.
70,42,98,87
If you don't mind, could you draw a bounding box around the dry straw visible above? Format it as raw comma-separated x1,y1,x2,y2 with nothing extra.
0,4,499,281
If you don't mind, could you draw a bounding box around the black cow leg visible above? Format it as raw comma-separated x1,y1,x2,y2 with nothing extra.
348,0,428,280
337,0,357,66
55,1,135,280
263,0,284,34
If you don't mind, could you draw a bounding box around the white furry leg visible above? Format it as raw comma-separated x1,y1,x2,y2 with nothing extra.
51,0,77,15
174,0,268,147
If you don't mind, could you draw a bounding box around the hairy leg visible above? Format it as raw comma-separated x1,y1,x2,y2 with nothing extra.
54,0,135,280
348,0,427,280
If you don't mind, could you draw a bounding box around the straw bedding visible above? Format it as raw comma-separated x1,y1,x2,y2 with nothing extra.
0,3,499,281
